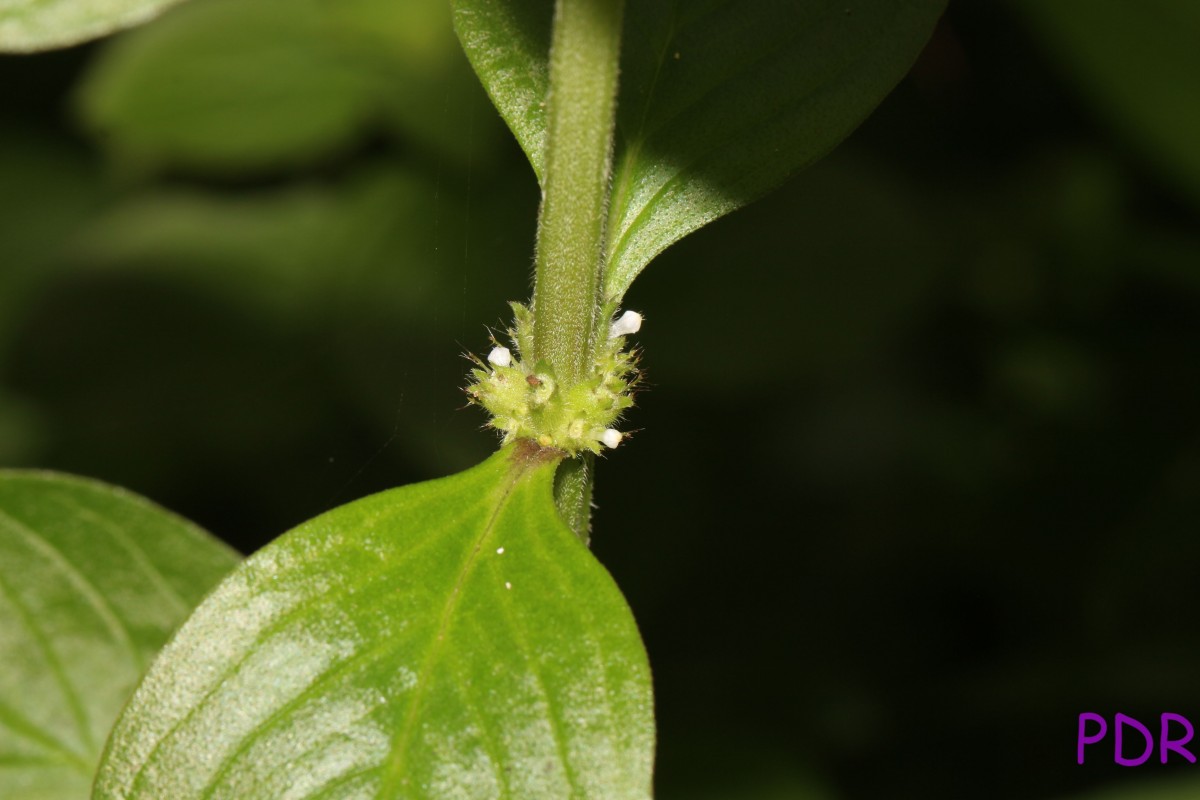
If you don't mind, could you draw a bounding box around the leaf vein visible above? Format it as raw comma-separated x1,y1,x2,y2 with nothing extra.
125,514,461,797
52,494,192,617
0,553,96,755
483,555,579,794
379,456,536,795
0,507,144,674
0,698,91,772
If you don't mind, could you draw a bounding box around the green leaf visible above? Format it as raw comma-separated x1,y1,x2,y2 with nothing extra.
0,472,239,800
1015,0,1200,211
322,0,506,166
93,444,655,799
76,0,385,173
0,128,102,363
453,0,947,302
452,0,552,183
0,0,190,52
63,167,438,324
75,0,501,174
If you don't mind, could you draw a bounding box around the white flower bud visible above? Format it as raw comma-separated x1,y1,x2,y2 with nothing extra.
487,346,512,367
600,428,623,449
609,310,643,339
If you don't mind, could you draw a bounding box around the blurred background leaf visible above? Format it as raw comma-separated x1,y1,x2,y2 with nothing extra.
2,1,1200,798
1014,0,1200,212
77,0,503,174
77,0,387,173
0,0,190,53
325,0,505,165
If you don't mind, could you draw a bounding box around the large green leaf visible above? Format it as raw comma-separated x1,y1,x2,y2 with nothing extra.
0,0,190,52
1015,0,1200,211
0,472,239,800
93,443,654,799
452,0,947,302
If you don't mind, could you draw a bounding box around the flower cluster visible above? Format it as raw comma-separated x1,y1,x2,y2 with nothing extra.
466,303,642,455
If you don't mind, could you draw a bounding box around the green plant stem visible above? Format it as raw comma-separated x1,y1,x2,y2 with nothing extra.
533,0,624,537
553,453,595,544
532,0,625,387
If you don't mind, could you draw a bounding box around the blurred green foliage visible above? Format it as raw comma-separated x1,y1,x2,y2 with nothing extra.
2,1,1200,798
0,0,191,52
1017,0,1200,210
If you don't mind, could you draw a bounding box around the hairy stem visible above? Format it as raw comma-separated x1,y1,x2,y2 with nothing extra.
533,0,624,537
553,454,595,544
532,0,625,387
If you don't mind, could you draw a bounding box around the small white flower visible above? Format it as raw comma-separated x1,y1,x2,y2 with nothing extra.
609,310,643,339
487,346,512,367
600,428,623,449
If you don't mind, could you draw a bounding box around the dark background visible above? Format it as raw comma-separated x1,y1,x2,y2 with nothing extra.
3,1,1200,798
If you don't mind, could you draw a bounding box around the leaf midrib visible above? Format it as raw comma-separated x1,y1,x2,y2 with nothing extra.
378,453,538,797
188,523,474,799
483,544,579,793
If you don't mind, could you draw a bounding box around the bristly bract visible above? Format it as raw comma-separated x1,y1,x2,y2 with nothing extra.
467,302,641,455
